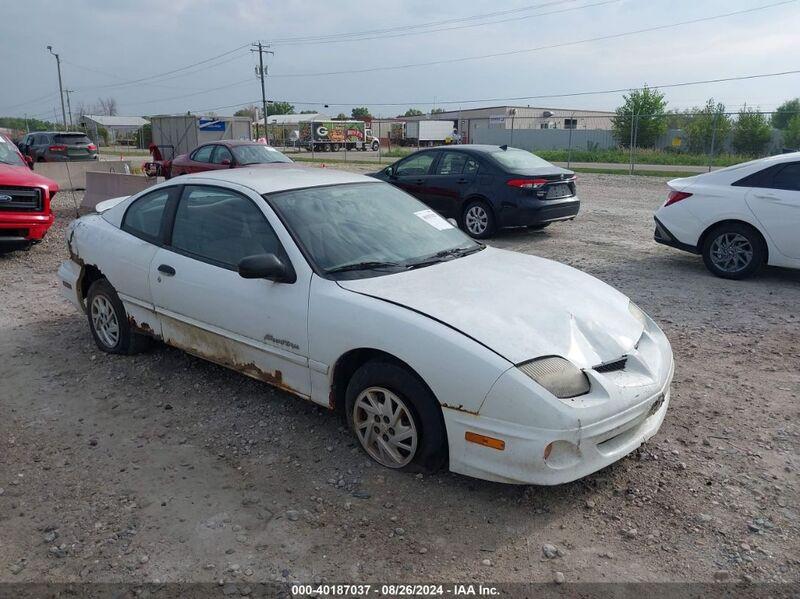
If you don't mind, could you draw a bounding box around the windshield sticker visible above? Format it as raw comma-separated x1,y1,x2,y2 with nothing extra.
414,209,454,230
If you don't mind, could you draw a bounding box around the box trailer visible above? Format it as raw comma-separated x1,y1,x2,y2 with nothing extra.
402,120,455,146
299,120,375,151
148,115,252,159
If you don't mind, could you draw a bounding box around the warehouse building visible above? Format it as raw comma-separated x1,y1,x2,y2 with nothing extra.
406,105,615,144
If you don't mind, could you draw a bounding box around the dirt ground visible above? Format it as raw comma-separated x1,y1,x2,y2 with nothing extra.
1,170,798,588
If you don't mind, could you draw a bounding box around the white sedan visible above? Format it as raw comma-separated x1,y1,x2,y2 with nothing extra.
654,152,800,279
59,166,673,485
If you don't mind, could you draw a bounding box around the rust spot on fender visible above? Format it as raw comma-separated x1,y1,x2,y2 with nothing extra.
441,403,479,415
128,315,155,337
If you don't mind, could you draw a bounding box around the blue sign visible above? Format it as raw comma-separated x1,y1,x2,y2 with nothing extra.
199,118,226,132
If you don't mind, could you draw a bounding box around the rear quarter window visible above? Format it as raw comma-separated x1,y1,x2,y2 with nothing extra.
122,188,175,241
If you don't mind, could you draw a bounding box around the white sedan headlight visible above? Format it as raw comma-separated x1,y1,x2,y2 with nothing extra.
518,356,590,399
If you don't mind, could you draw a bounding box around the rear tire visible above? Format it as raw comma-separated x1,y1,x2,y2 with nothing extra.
346,360,447,473
87,279,151,354
463,199,496,239
701,223,766,280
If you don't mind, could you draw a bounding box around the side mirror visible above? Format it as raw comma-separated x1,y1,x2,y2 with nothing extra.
221,158,232,166
385,166,395,178
238,253,295,283
24,155,33,169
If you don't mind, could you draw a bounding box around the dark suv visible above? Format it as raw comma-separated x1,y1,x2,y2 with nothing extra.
371,145,578,238
18,132,98,163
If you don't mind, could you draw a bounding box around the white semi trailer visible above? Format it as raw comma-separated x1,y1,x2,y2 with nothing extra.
402,120,455,146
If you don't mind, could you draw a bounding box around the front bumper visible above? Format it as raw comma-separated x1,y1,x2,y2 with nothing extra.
0,212,54,244
444,367,672,485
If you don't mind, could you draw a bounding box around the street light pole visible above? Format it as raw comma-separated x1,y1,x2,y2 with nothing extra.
47,45,68,129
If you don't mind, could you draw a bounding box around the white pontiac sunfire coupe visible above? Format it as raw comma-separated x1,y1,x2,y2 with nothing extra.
59,166,673,485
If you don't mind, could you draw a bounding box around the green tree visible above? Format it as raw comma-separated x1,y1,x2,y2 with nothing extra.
431,107,445,114
783,114,800,149
299,110,317,114
351,106,371,120
335,113,348,120
684,99,732,154
234,105,259,120
732,108,772,156
267,101,295,116
771,98,800,130
403,108,424,117
612,86,668,148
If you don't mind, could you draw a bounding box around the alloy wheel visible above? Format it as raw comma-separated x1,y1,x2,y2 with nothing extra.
353,386,418,468
465,205,489,235
91,294,119,349
709,232,753,273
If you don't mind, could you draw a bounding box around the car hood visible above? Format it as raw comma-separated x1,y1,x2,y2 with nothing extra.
0,163,59,191
337,247,642,367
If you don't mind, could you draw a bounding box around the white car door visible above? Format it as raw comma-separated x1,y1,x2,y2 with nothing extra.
148,183,312,398
745,161,800,259
95,186,180,335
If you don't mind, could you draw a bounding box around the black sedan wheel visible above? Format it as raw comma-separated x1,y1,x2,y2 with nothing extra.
463,200,496,238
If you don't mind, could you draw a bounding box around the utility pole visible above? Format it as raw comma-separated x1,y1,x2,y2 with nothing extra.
251,41,274,145
64,89,74,128
47,45,68,129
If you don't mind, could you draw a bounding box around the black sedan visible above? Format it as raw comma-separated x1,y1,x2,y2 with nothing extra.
371,145,579,238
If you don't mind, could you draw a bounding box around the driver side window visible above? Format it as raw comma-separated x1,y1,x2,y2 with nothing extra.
191,145,215,163
396,153,435,177
212,145,233,165
170,186,285,269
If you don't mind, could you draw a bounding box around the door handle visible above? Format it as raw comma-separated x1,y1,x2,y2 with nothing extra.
157,264,176,276
456,178,468,184
414,179,424,185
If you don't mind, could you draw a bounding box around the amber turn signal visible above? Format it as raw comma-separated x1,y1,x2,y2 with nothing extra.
465,431,505,451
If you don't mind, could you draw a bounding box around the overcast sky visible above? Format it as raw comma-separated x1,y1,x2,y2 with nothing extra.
2,0,799,120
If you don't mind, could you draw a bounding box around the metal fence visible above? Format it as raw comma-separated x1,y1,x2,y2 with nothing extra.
457,111,798,174
254,110,798,173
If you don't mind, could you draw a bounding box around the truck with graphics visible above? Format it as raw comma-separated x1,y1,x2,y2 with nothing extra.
299,120,379,152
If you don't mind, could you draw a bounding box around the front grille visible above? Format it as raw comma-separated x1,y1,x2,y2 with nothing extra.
594,357,628,373
0,187,42,211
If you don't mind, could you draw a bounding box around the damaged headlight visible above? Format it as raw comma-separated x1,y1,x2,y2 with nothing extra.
518,356,590,399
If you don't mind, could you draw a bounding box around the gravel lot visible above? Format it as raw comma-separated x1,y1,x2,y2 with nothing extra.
1,170,798,588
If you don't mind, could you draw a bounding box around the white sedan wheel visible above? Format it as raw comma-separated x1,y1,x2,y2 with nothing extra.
353,386,418,468
90,294,120,349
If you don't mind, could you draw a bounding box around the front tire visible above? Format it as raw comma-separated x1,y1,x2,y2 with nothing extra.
87,279,151,354
346,361,447,472
463,199,496,239
701,223,766,280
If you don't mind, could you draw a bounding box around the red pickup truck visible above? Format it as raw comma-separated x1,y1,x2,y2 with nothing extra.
0,134,59,252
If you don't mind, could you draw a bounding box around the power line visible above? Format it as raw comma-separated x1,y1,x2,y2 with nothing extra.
188,68,800,113
72,44,251,92
272,0,619,46
0,92,58,113
269,0,581,43
270,0,798,78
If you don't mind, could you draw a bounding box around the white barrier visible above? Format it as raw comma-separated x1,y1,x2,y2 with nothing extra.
81,172,164,211
33,160,134,190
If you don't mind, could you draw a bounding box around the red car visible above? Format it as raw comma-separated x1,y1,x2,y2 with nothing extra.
0,134,59,253
144,140,292,179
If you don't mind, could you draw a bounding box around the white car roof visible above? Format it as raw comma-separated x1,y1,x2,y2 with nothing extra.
177,164,377,194
670,151,800,188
